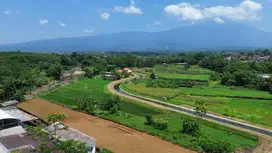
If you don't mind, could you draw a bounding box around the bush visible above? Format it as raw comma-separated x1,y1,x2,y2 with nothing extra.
144,115,167,131
144,115,154,125
200,138,234,153
12,91,25,102
181,119,200,136
154,122,168,131
146,79,196,88
101,95,120,114
150,73,156,80
76,98,98,115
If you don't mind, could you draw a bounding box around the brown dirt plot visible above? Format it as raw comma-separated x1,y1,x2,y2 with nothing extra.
18,98,195,153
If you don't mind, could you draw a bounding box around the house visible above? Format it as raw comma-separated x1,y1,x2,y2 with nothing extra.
0,106,40,153
123,68,132,73
45,123,96,153
0,109,20,130
103,72,118,80
0,105,96,153
116,69,123,73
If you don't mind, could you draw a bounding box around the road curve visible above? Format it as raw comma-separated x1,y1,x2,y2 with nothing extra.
108,75,272,138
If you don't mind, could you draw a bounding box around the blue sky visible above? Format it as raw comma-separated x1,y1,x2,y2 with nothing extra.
1,0,272,44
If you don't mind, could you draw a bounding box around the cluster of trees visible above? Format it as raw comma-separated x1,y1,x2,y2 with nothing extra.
146,78,195,88
144,115,168,131
0,52,62,101
205,58,272,92
76,95,121,115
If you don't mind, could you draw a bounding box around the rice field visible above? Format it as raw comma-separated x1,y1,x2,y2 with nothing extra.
39,78,258,151
121,80,272,127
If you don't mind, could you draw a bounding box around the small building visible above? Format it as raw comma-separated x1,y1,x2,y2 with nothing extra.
0,100,19,107
176,62,188,65
116,69,123,73
0,109,20,130
257,74,271,79
0,132,41,153
123,68,132,73
45,123,96,153
103,72,118,80
0,106,38,130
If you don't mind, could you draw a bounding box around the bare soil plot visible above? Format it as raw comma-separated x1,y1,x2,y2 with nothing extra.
18,98,195,153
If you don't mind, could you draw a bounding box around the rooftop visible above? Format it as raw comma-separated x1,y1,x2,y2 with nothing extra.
0,100,19,107
0,109,16,121
0,126,26,137
45,123,96,145
0,133,41,153
0,106,37,122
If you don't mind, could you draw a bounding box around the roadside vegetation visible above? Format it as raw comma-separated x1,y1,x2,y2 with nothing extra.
122,77,272,127
40,78,258,152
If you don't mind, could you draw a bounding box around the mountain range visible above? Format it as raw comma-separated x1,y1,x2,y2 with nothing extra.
1,22,272,52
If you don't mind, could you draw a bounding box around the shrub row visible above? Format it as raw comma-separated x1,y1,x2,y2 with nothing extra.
144,115,168,131
146,79,196,88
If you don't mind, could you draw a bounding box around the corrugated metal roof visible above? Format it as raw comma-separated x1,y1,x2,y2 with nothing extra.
0,100,19,107
0,109,16,120
3,108,37,122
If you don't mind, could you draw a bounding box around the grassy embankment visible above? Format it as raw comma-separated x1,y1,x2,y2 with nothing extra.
39,78,258,151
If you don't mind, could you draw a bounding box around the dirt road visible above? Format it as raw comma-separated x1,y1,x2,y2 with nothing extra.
18,98,195,153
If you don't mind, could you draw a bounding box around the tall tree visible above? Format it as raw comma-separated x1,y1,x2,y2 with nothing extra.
47,113,67,137
195,101,207,118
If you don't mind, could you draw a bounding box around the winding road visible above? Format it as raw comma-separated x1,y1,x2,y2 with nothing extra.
108,75,272,138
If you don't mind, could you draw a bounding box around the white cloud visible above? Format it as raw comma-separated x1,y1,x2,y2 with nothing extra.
4,9,11,15
154,21,163,26
114,0,143,15
164,3,204,21
60,22,67,27
4,9,20,15
164,0,263,22
84,28,95,33
39,19,48,25
240,0,262,11
101,12,110,20
213,17,225,24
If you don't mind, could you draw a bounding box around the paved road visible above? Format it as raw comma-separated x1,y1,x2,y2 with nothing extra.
108,75,272,138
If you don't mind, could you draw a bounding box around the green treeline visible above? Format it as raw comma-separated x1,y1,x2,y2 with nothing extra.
1,50,271,102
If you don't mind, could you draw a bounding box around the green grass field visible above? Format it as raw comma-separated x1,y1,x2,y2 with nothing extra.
122,81,272,99
39,78,258,151
156,72,210,80
154,64,213,74
153,65,212,81
121,80,272,127
39,78,111,106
